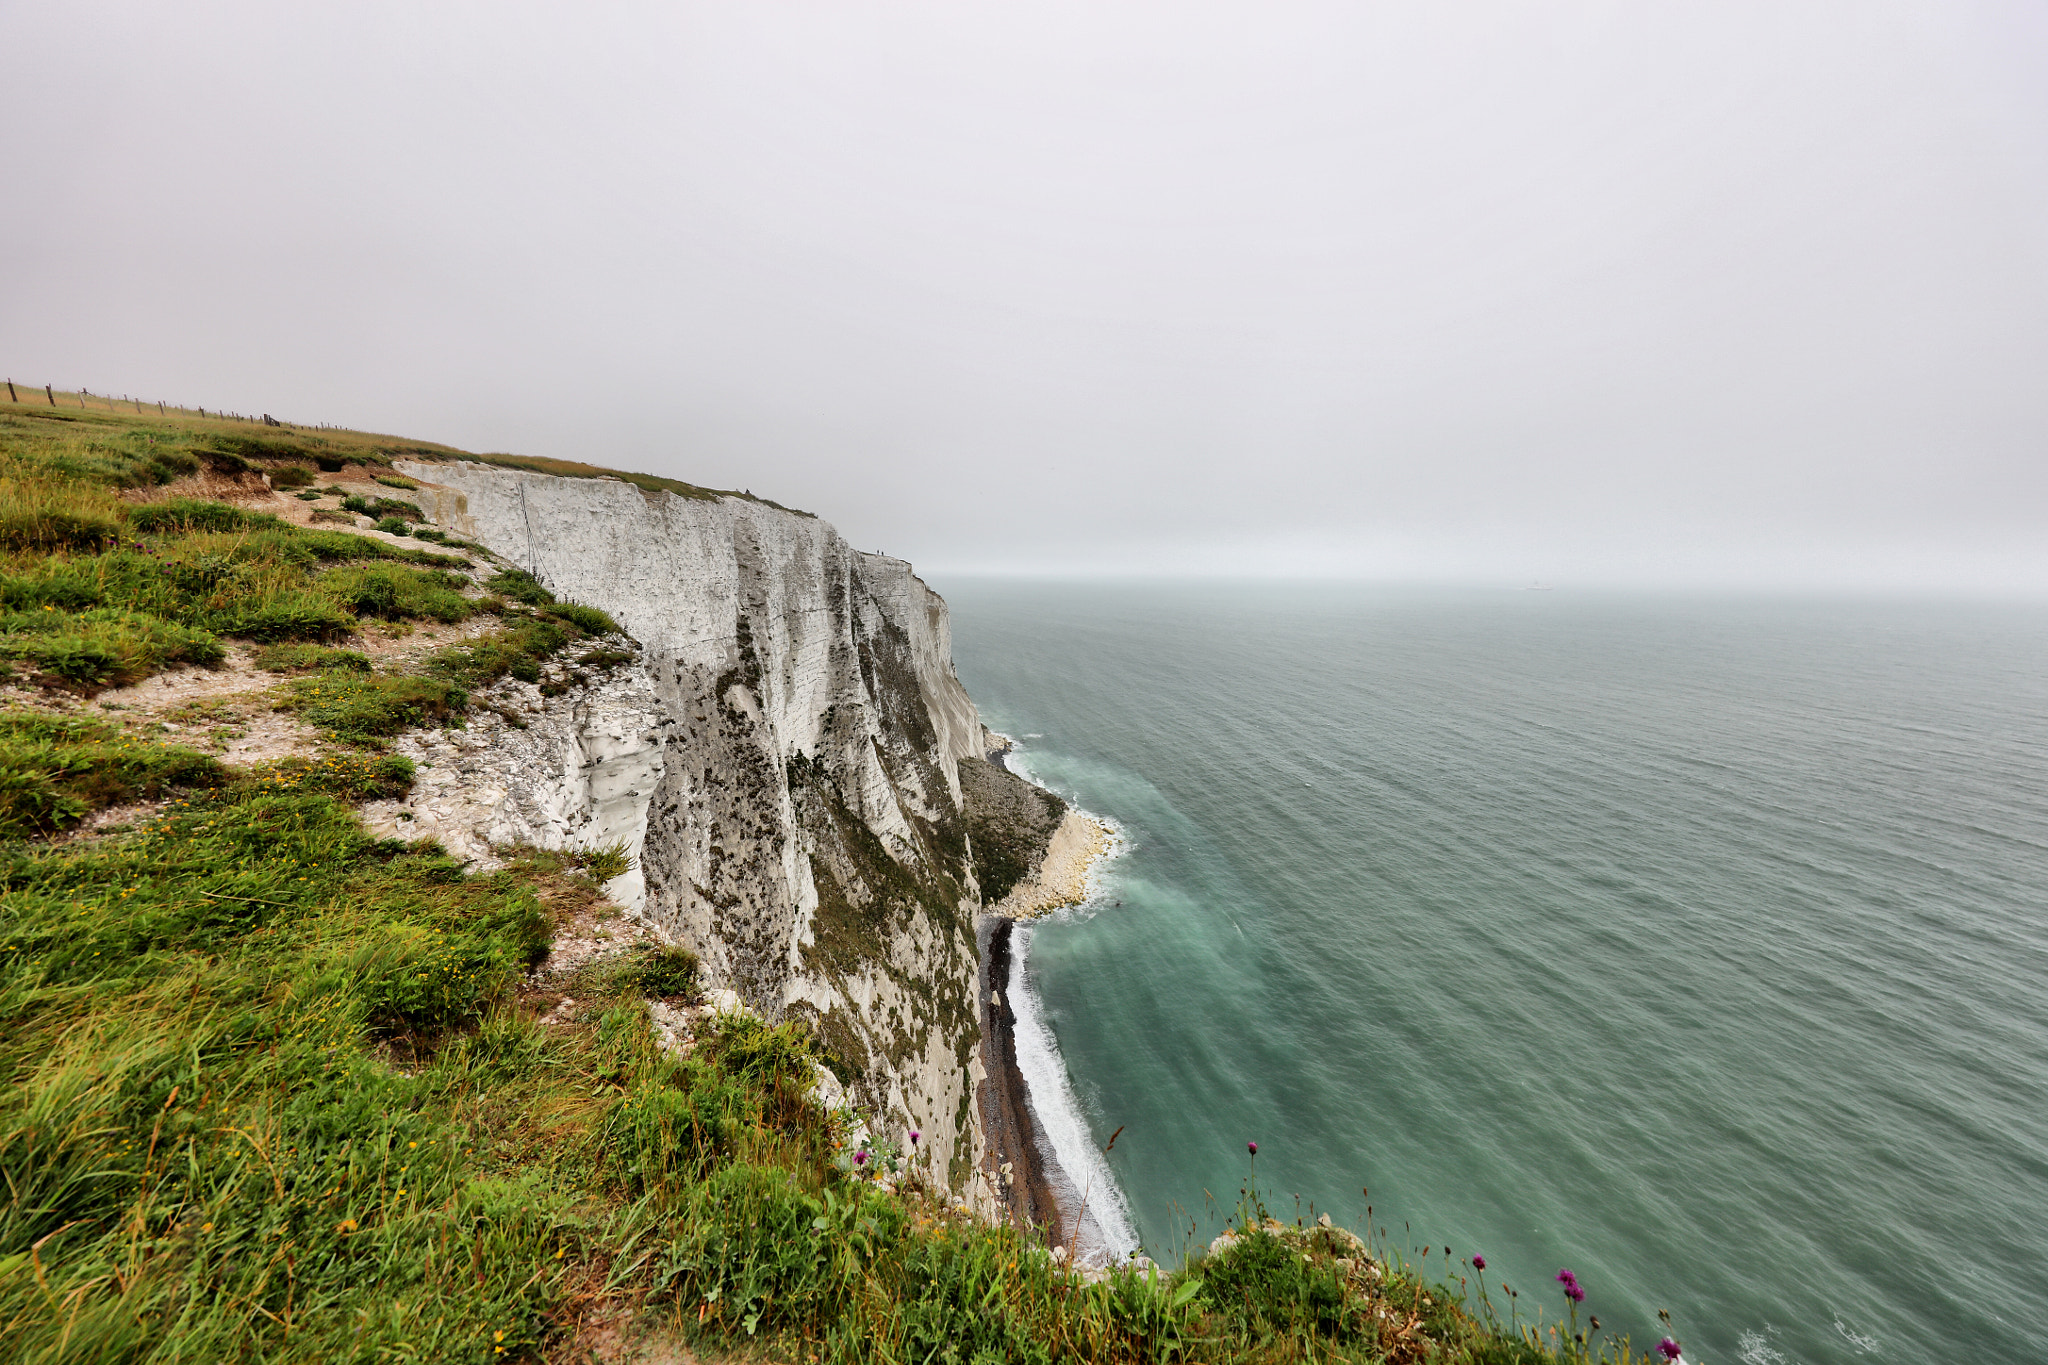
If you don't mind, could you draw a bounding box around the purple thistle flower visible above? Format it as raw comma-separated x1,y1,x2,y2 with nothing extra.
909,1129,920,1146
1658,1339,1682,1361
853,1149,868,1167
1247,1141,1257,1156
1471,1254,1485,1270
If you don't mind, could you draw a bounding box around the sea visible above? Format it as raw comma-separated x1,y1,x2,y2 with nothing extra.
942,580,2048,1365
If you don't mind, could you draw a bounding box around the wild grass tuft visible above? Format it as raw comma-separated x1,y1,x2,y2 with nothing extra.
321,563,473,623
432,614,572,686
253,642,373,673
129,497,278,534
280,672,470,745
0,709,221,834
0,607,225,688
624,944,699,1000
0,474,129,550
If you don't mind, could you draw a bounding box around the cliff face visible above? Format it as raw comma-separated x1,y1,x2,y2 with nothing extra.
394,462,990,1195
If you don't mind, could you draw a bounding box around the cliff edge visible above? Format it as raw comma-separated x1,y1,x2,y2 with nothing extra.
395,460,992,1195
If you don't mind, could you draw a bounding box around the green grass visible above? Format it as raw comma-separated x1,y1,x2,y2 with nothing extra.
487,568,554,606
625,944,699,1000
0,398,1658,1365
0,790,564,1363
0,460,477,694
321,563,473,624
281,672,471,745
244,752,418,800
0,709,222,835
253,642,373,674
481,569,620,640
0,473,131,551
0,607,225,690
270,602,625,745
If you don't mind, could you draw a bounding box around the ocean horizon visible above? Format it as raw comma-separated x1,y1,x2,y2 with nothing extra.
946,579,2048,1365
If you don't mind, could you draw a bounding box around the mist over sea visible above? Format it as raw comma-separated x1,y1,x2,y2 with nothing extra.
944,581,2048,1365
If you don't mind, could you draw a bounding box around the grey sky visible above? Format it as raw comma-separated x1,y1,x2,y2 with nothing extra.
6,2,2047,589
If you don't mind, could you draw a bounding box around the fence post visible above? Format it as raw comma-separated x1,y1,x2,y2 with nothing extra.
5,379,15,403
158,401,165,415
46,384,55,406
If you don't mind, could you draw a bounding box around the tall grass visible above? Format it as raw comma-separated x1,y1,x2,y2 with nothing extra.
0,474,128,551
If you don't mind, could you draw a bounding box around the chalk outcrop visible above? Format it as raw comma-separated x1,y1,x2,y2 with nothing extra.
991,812,1113,919
395,461,990,1197
362,643,669,911
957,753,1112,919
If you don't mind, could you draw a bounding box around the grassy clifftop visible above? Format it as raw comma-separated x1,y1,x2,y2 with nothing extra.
0,395,1674,1364
1,389,810,513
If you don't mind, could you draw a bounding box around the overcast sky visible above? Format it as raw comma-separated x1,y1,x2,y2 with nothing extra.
6,2,2047,589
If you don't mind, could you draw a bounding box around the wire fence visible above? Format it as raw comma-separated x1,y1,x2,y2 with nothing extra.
3,379,354,432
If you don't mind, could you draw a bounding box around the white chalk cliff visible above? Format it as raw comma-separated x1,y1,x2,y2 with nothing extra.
393,461,992,1195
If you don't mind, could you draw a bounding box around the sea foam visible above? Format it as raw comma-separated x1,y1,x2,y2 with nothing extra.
998,743,1141,1263
1010,923,1141,1263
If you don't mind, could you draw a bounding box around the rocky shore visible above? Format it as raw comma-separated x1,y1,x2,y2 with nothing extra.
976,916,1066,1243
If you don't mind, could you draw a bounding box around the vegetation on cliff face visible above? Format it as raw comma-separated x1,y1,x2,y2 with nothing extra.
0,397,1674,1364
958,755,1068,904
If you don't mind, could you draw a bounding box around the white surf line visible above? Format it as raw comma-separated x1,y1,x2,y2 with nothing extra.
1008,926,1140,1264
997,736,1141,1261
999,745,1132,912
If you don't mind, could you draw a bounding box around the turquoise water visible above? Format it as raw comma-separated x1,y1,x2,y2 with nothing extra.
944,582,2048,1365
